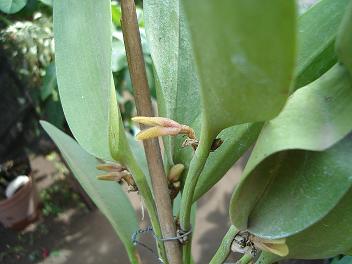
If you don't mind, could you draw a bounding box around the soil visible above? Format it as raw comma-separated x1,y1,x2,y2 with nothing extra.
0,145,327,264
0,146,243,264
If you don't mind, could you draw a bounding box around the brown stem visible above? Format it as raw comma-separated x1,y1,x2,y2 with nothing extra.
120,1,182,263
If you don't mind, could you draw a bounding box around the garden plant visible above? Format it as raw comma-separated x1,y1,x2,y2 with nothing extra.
9,0,351,263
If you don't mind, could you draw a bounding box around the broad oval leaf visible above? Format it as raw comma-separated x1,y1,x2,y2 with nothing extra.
146,0,348,203
230,64,352,236
53,0,112,160
248,138,352,239
285,183,352,259
336,0,352,75
40,121,140,263
0,0,27,14
295,0,350,89
182,0,296,134
193,0,349,201
256,173,352,261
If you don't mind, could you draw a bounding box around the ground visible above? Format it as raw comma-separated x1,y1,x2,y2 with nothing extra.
0,139,245,264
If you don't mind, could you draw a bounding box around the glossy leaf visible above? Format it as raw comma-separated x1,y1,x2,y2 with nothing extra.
0,0,27,14
53,0,112,160
295,0,350,88
182,0,296,134
230,64,352,236
336,0,352,75
40,121,139,263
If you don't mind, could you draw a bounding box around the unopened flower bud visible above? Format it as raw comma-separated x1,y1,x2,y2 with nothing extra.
132,116,196,141
168,164,185,183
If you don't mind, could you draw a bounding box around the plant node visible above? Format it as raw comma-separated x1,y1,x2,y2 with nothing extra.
231,231,288,257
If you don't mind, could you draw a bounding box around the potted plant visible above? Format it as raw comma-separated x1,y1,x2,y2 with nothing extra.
0,156,40,230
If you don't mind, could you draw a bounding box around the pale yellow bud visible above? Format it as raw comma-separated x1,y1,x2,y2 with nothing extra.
168,164,185,183
132,116,196,141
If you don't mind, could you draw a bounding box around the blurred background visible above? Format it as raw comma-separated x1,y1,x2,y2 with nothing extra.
0,0,339,264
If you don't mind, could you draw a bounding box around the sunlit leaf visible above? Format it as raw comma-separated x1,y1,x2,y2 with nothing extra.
53,0,112,160
0,0,27,14
41,121,140,263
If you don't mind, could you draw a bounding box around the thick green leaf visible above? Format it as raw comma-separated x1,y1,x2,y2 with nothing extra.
336,0,352,75
230,64,352,236
182,0,296,134
252,139,352,262
193,0,349,200
53,0,112,160
295,0,350,89
193,123,262,201
248,138,352,239
40,121,139,263
284,176,352,259
144,0,201,166
40,0,52,6
0,0,27,14
144,0,180,165
331,256,352,264
146,0,345,203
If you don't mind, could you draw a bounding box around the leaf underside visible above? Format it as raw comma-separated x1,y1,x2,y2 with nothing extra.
53,0,112,160
41,121,139,262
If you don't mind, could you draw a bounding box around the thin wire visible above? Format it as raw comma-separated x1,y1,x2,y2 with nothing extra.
154,227,193,242
131,226,192,263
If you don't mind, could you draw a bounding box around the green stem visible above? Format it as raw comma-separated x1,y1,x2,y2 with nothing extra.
179,125,215,263
236,254,253,264
124,154,167,263
179,128,214,230
255,251,281,264
0,15,11,26
209,225,238,264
